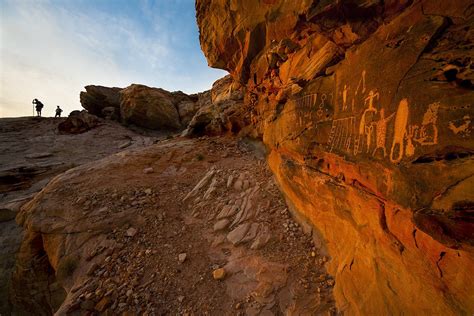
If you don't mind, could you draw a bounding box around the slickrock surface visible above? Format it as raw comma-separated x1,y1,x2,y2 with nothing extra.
13,136,336,315
196,0,474,314
0,117,168,314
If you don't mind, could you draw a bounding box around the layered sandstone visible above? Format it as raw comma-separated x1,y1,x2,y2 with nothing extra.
197,0,474,314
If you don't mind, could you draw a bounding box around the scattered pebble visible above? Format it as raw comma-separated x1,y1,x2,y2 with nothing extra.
178,253,187,263
126,227,137,237
212,268,226,280
143,167,154,174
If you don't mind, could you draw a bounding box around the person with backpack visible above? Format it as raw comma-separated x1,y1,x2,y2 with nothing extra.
32,99,44,117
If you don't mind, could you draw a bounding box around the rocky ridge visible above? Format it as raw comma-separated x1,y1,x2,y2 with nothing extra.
79,76,247,135
0,117,169,314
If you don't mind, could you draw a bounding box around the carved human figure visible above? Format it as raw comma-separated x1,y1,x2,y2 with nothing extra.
359,90,379,152
372,108,395,157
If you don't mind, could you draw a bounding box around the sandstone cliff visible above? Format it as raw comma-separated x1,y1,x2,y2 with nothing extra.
196,0,474,314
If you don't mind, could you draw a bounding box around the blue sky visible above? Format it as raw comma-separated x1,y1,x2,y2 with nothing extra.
0,0,227,117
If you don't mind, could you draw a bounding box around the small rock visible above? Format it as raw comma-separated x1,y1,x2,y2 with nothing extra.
233,179,243,191
118,141,131,149
250,225,271,250
177,295,185,303
178,253,187,263
226,175,234,188
87,263,99,276
144,188,152,195
126,227,137,237
143,167,154,174
80,299,95,311
212,268,226,280
213,219,230,231
227,223,251,245
95,297,111,312
25,152,53,159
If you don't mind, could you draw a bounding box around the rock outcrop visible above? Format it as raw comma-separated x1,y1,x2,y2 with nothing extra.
58,110,101,134
120,84,182,130
196,0,474,314
184,75,248,136
80,84,199,131
79,86,122,119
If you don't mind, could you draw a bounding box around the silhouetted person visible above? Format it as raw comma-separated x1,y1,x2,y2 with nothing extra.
32,99,44,117
55,106,63,118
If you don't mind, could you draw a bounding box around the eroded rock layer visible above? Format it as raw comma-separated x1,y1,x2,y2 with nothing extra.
196,0,474,314
79,79,247,134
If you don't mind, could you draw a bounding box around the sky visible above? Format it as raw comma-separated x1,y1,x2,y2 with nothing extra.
0,0,227,117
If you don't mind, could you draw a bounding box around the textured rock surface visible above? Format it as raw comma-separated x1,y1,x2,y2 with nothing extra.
80,86,122,118
197,0,474,314
80,84,199,130
58,110,101,134
185,75,248,136
0,117,170,314
120,84,182,130
11,137,336,315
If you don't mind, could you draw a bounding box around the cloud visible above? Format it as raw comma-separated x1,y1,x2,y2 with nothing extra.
0,0,226,117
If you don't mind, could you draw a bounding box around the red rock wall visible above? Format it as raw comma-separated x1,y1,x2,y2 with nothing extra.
196,0,474,313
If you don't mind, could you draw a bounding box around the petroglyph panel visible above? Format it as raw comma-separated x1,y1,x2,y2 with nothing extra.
294,92,334,122
283,67,473,164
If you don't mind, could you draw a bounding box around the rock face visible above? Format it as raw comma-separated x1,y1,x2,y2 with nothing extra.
120,84,182,130
197,0,474,314
79,86,122,118
184,75,248,136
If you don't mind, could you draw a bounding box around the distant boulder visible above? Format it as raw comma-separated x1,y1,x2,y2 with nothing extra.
79,84,201,130
79,85,121,118
58,110,100,134
119,84,182,130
